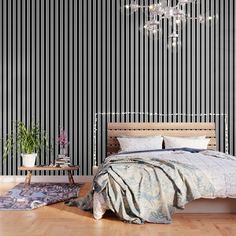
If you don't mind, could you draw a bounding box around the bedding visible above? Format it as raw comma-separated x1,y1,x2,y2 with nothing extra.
117,136,163,153
163,136,210,149
67,149,236,224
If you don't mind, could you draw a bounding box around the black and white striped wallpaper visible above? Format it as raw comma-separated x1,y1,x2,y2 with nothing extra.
0,0,235,175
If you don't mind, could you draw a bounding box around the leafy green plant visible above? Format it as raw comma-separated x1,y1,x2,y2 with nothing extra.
3,121,49,159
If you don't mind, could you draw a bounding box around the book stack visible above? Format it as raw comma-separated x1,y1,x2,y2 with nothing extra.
55,155,71,167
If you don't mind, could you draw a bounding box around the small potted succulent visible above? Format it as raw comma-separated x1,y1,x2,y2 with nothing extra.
3,122,49,167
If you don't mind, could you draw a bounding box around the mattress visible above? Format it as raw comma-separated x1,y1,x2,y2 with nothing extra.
92,149,236,222
112,149,236,198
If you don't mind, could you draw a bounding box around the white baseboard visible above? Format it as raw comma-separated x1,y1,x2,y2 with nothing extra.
0,175,94,183
176,198,236,213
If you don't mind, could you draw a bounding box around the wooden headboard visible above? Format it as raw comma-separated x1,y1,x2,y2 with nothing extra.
107,123,216,155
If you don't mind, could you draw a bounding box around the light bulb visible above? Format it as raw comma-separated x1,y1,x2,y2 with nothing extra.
164,7,175,18
172,38,177,47
176,19,181,24
129,1,139,12
122,0,139,16
167,35,181,52
149,4,154,10
143,20,161,39
148,3,165,16
144,20,161,34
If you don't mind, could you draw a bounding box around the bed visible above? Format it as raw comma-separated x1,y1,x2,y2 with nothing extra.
70,122,236,224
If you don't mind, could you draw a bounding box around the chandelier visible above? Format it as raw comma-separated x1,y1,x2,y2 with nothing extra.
125,0,216,51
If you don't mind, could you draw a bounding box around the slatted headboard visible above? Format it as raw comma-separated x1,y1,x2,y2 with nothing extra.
107,123,216,155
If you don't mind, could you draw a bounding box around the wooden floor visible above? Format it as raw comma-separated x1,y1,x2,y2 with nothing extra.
0,183,236,236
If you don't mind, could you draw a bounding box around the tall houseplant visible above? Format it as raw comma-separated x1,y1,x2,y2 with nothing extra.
3,122,49,167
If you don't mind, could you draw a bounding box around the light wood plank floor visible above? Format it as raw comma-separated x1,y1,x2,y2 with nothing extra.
0,182,236,236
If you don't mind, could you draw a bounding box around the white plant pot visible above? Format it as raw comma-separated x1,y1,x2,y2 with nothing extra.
21,153,37,167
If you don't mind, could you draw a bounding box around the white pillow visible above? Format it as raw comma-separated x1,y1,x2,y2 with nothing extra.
163,136,210,149
117,136,163,153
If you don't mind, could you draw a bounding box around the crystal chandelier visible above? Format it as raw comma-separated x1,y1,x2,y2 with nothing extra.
125,0,216,51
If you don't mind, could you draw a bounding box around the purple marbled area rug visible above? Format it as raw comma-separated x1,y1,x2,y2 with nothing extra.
0,183,80,210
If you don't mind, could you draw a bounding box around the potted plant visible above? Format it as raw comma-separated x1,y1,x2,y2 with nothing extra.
3,122,49,167
56,128,69,158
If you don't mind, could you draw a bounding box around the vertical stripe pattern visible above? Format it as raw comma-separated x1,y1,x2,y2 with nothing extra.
0,0,235,175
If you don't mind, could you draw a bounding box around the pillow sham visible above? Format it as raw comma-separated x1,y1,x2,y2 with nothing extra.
117,136,163,153
163,136,210,149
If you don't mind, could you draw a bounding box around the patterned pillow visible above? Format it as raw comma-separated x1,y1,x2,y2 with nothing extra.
163,136,210,149
117,136,163,153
